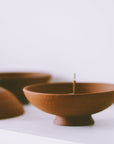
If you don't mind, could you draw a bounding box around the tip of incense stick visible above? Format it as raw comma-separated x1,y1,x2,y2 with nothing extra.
74,73,76,81
73,73,76,94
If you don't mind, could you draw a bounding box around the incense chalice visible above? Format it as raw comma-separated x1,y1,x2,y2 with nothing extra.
23,81,114,126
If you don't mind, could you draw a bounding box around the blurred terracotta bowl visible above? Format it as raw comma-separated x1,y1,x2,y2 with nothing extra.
23,82,114,126
0,72,51,104
0,87,24,119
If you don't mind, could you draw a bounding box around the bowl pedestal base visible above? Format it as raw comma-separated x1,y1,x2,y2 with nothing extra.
54,115,94,126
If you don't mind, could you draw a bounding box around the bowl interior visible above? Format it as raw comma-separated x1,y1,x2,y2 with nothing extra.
27,83,114,94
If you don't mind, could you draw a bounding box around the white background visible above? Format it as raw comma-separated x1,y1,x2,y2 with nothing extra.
0,0,114,83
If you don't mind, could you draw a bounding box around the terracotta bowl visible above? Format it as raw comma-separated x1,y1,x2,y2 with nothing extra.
0,87,24,119
23,82,114,126
0,72,51,104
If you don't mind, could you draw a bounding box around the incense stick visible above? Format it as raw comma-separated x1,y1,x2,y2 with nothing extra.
73,73,76,94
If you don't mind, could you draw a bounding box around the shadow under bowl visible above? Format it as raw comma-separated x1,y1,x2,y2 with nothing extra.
23,82,114,126
0,72,51,104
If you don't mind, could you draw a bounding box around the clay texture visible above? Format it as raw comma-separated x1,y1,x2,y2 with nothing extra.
0,87,24,119
23,82,114,126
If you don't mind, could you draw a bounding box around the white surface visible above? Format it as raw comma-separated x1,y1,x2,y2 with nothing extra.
0,104,113,144
0,0,114,83
0,129,81,144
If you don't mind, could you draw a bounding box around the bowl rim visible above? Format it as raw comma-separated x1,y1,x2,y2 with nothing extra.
23,82,114,96
0,72,51,80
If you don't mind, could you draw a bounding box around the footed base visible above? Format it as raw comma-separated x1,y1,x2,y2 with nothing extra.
54,115,94,126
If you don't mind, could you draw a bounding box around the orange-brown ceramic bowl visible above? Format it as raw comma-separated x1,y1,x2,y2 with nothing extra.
23,82,114,126
0,87,24,119
0,72,51,104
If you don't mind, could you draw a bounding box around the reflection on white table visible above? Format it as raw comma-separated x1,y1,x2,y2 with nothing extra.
0,104,114,144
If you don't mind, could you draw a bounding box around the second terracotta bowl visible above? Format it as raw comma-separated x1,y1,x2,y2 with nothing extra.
0,72,51,104
23,82,114,126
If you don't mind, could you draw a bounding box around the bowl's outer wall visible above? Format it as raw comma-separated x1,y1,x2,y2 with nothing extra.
0,87,24,119
23,83,114,116
0,73,51,104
